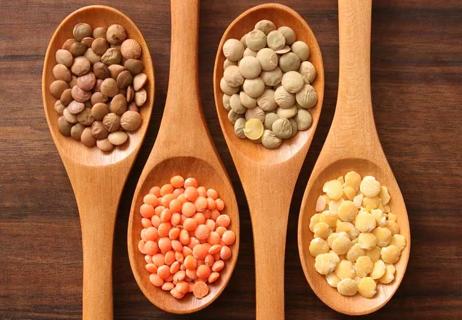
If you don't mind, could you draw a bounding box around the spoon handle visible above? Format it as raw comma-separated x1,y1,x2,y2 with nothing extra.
328,0,380,156
250,195,289,320
166,0,200,113
243,168,297,320
80,205,115,320
68,167,123,320
155,0,211,155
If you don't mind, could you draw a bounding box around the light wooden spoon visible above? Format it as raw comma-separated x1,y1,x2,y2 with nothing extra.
213,4,324,319
42,5,154,320
127,0,239,314
297,0,410,315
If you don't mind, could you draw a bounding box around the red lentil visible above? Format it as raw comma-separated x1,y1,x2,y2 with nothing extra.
137,176,236,299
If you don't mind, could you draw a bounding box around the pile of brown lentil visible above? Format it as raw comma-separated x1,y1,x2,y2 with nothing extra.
50,22,149,152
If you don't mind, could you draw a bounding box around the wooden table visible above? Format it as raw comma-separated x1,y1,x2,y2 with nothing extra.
1,0,461,319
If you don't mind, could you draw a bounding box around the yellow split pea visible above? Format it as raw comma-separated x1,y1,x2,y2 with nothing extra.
308,171,406,298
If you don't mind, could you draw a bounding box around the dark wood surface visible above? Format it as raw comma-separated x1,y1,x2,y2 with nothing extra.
0,0,461,319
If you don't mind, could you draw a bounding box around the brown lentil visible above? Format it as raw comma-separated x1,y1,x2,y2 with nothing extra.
108,131,128,145
58,116,72,136
90,92,108,105
55,49,73,67
93,62,110,79
81,127,96,147
133,73,147,91
73,23,92,41
102,113,120,132
100,78,119,97
63,108,77,124
69,41,87,57
62,39,75,51
108,64,125,79
54,100,65,115
52,64,72,82
124,59,144,75
67,100,85,114
71,56,90,76
106,24,127,45
91,102,109,120
49,80,69,99
96,138,114,152
94,79,103,92
120,110,142,131
84,48,100,64
101,47,122,65
76,108,94,126
126,86,134,103
109,94,127,115
70,123,85,140
93,27,107,39
121,39,141,59
135,89,147,107
77,72,96,91
50,22,148,151
116,70,133,89
60,88,73,106
81,36,94,48
91,121,108,139
71,85,91,102
91,37,108,55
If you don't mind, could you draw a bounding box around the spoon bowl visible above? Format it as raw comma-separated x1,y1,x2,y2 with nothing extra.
214,3,324,165
127,0,239,313
128,156,239,313
297,0,410,315
298,157,410,315
213,4,324,319
42,5,154,320
43,5,154,166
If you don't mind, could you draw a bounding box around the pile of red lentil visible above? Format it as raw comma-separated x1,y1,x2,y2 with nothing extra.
137,175,236,299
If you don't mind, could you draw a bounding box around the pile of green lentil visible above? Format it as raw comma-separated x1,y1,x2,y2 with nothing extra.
220,19,318,149
50,22,149,152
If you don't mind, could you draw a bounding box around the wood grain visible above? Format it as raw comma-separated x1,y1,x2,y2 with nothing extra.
0,0,461,319
41,5,155,320
127,0,239,314
298,0,410,315
213,4,324,320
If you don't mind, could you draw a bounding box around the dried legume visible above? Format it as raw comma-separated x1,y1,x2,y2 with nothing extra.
49,22,149,152
139,176,236,300
219,19,318,148
308,171,406,298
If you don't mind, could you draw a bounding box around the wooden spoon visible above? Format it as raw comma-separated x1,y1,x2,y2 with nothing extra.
213,4,324,319
297,0,410,315
127,0,239,314
42,5,154,320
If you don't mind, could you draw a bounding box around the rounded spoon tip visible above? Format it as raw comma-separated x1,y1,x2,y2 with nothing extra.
213,3,325,165
298,157,411,315
127,156,240,314
42,5,155,166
